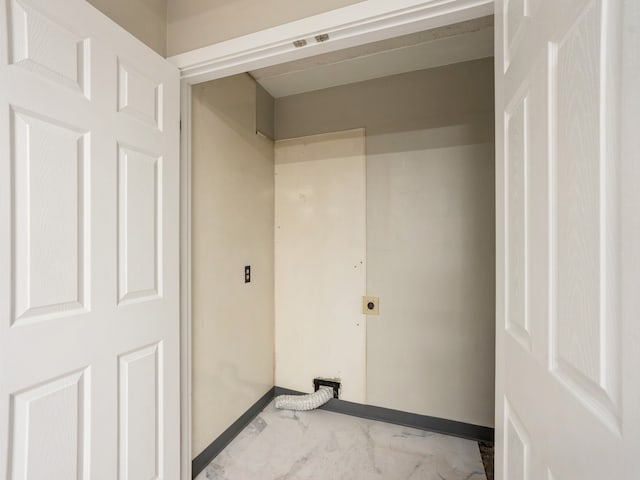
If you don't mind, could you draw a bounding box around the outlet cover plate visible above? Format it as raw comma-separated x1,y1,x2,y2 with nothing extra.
362,296,379,315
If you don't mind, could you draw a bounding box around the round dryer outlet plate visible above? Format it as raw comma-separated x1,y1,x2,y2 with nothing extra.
362,296,379,315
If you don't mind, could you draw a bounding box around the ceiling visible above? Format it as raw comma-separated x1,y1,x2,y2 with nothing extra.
250,16,494,99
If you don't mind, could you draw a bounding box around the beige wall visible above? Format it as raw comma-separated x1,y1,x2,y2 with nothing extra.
87,0,364,56
256,84,275,140
87,0,167,56
275,58,494,142
191,74,275,457
166,0,364,56
366,137,495,427
274,130,366,402
275,58,496,427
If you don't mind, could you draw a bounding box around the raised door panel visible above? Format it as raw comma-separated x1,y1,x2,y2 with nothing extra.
118,144,162,305
503,400,531,480
119,344,162,480
118,60,163,131
8,369,89,480
549,0,620,430
7,0,89,97
504,0,527,70
505,89,531,350
11,107,89,324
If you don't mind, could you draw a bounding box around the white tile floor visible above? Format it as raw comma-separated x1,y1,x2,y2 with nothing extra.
196,401,487,480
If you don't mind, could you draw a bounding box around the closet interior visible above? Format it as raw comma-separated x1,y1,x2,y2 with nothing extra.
189,15,496,461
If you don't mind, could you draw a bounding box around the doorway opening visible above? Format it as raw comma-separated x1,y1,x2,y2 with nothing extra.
181,10,496,480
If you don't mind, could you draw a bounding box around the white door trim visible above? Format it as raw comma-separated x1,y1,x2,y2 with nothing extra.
180,80,193,480
174,1,494,478
168,0,493,84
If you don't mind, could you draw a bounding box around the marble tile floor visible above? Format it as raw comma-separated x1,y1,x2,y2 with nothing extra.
196,401,489,480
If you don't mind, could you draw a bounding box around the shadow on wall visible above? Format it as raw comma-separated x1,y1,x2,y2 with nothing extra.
274,57,495,150
194,74,268,153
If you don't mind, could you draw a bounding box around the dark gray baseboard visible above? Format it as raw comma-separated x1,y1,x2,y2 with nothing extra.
191,386,275,479
274,387,494,443
192,385,494,478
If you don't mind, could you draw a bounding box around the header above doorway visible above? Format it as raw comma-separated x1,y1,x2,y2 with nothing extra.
168,0,494,86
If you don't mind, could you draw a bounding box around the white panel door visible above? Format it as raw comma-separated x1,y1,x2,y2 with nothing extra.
495,0,639,479
0,0,180,479
275,129,366,402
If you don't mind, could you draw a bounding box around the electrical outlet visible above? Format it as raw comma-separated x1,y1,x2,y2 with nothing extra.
362,296,379,315
244,265,251,283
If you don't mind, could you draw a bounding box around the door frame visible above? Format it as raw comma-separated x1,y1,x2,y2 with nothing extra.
170,1,494,478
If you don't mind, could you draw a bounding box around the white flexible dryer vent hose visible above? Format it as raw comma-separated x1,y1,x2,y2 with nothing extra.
275,387,333,411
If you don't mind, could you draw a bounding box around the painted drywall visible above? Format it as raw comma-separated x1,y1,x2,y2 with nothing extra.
275,58,496,427
256,83,275,140
166,0,364,56
274,129,366,402
253,19,494,98
366,137,495,428
191,74,275,457
275,58,494,142
86,0,166,56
